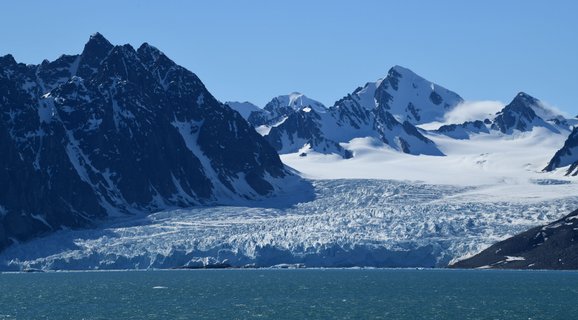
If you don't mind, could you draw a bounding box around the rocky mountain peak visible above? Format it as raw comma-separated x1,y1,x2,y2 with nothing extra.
77,32,114,79
0,54,17,67
82,32,114,60
373,66,463,124
491,92,545,134
0,34,299,252
507,92,541,113
136,42,174,68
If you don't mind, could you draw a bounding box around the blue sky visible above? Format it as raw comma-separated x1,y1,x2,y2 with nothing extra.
1,1,577,115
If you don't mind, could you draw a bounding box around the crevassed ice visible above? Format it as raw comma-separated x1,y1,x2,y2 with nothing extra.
1,179,576,271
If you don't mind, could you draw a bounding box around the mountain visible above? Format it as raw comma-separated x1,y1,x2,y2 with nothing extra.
372,106,442,155
247,93,326,127
224,101,261,120
262,98,442,158
251,66,455,158
543,127,578,176
322,66,463,124
451,208,578,270
264,107,354,158
0,33,301,251
491,92,559,134
373,66,463,124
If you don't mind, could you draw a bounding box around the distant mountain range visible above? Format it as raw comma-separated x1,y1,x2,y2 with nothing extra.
0,33,302,251
228,66,463,158
227,69,577,172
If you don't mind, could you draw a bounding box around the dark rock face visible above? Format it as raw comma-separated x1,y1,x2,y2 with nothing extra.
0,33,292,251
451,209,578,270
332,94,374,130
491,92,557,134
544,127,578,176
429,91,443,105
436,120,489,139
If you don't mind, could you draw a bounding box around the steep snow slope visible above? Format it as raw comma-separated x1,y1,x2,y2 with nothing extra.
2,179,577,270
335,66,463,124
373,66,463,124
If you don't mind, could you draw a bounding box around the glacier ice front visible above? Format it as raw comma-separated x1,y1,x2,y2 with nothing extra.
1,179,577,271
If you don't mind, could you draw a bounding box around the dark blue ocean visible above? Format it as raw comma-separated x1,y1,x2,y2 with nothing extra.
1,269,577,319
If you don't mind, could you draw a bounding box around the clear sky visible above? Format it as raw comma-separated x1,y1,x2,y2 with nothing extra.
1,1,577,115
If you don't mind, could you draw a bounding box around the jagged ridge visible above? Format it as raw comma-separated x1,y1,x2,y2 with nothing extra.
0,33,299,251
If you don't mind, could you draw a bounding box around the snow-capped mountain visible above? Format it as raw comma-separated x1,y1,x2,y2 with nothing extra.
491,92,560,134
264,107,354,158
248,66,458,158
0,33,300,252
224,101,261,120
373,66,464,124
247,93,326,127
336,66,464,124
262,98,442,158
544,127,578,176
372,106,442,155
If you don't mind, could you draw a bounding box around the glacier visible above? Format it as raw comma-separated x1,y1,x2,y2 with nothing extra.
1,179,577,271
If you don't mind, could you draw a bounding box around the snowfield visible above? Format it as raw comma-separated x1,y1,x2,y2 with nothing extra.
282,127,571,185
1,178,577,271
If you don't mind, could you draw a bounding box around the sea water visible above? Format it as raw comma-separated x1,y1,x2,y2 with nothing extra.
1,269,577,319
